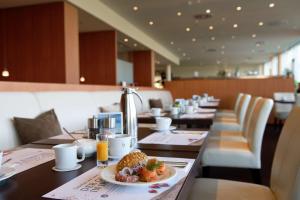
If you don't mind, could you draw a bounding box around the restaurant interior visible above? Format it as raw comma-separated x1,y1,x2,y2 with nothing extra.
0,0,299,199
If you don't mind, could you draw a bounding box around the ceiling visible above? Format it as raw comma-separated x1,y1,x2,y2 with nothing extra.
100,0,300,67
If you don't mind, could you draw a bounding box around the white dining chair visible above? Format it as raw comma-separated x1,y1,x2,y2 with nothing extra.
211,94,251,131
209,97,261,142
202,98,273,171
189,106,300,200
216,93,243,117
273,92,295,124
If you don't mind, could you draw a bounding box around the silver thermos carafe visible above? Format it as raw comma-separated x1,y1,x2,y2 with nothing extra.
120,87,143,148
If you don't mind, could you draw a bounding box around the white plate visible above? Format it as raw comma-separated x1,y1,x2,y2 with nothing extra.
150,126,176,132
52,164,81,172
101,164,177,187
0,166,16,182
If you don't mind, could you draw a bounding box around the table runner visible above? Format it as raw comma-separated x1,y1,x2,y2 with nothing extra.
138,131,208,145
2,148,54,174
43,157,194,200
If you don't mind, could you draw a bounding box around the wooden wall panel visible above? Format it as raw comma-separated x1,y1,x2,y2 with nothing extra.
132,50,154,87
0,2,79,83
79,31,117,85
165,77,295,109
64,3,80,84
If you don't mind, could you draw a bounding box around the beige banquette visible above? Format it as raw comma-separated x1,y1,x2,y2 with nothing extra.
0,82,173,150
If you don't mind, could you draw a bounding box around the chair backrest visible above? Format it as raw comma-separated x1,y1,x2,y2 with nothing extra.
246,98,274,168
233,93,244,113
271,107,300,200
242,97,262,134
236,94,251,125
296,94,300,107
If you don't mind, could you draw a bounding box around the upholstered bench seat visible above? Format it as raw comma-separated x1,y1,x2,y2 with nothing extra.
209,130,246,142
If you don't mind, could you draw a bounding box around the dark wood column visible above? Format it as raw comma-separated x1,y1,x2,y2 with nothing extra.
0,2,80,83
132,50,155,87
79,31,117,85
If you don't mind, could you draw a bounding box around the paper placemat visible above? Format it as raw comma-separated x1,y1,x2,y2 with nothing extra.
43,157,194,200
138,131,208,145
2,148,54,174
199,102,219,107
195,108,216,113
138,112,167,118
180,113,215,119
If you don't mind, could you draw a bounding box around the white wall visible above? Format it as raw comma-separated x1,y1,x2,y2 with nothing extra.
116,59,133,84
171,65,261,78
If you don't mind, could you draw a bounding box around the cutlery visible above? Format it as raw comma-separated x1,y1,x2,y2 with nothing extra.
162,160,188,165
1,158,12,165
63,127,80,144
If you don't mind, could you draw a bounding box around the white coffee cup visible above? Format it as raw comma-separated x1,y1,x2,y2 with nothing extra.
53,144,85,170
151,108,161,117
0,151,3,169
192,101,199,110
108,135,132,158
185,105,194,114
155,117,172,131
171,107,179,115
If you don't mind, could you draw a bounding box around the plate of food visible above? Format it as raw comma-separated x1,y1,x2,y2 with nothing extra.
101,152,177,186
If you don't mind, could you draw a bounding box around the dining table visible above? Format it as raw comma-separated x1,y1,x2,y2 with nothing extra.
0,127,207,200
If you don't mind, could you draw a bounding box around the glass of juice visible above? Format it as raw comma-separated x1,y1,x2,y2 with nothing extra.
96,133,108,168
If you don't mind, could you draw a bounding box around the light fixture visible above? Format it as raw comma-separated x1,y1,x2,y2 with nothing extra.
170,41,174,45
182,52,187,57
209,25,214,30
211,36,216,41
132,6,139,11
233,24,238,28
232,35,236,39
192,38,197,42
177,11,182,16
79,76,85,82
221,45,225,49
133,43,138,47
1,68,9,77
221,51,225,55
206,9,211,14
236,6,242,11
188,1,193,5
185,27,191,32
216,60,221,65
148,20,154,25
269,3,275,8
252,34,257,38
123,38,129,42
256,43,261,47
221,17,226,22
258,21,264,26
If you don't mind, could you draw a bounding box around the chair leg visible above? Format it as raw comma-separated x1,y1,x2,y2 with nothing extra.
250,169,261,184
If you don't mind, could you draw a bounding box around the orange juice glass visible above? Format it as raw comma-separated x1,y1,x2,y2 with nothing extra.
96,134,108,167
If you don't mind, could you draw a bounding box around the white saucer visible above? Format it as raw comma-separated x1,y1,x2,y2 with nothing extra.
108,155,122,160
0,166,16,182
52,164,81,172
151,126,176,132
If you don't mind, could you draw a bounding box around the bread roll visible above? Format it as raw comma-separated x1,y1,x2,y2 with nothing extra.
116,152,148,172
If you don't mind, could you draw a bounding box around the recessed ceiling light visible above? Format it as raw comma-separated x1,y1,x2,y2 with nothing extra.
132,6,139,11
187,1,193,5
233,24,238,28
124,38,129,42
186,27,191,32
216,60,221,64
177,11,182,16
258,21,264,26
206,9,211,14
221,45,225,49
209,25,214,30
269,3,275,8
211,36,216,41
182,52,187,57
133,43,138,47
221,51,225,55
236,6,242,11
170,41,174,45
148,21,154,25
192,38,197,42
79,76,85,82
256,43,261,47
221,17,226,22
232,35,236,39
252,34,257,38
